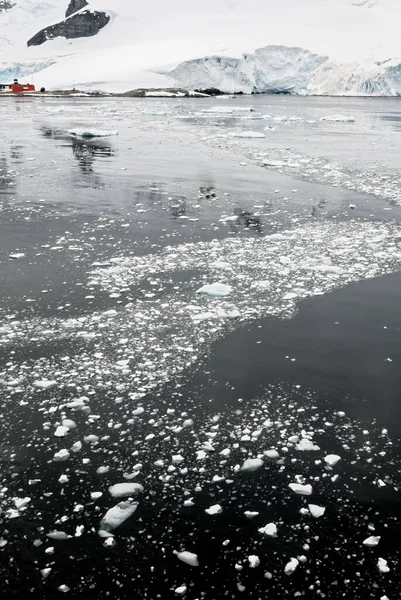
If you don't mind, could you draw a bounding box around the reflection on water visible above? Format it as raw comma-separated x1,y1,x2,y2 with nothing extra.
40,126,115,177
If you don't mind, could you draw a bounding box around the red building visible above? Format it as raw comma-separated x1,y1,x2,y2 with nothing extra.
0,79,35,93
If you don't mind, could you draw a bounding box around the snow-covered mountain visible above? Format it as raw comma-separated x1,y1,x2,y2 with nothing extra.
0,0,401,95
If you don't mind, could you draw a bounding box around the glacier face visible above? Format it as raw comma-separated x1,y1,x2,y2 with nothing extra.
169,46,401,96
0,0,401,94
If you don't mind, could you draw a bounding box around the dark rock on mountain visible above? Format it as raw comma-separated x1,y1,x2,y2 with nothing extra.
66,0,88,18
0,0,15,11
27,10,110,47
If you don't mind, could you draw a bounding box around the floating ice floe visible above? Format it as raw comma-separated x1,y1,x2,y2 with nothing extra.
289,483,313,496
258,523,277,537
9,253,25,260
100,501,139,531
363,536,381,547
241,458,263,472
319,115,355,122
377,558,390,573
177,551,199,567
68,128,118,138
108,483,144,498
295,438,320,452
232,131,265,138
205,504,223,515
308,504,326,518
324,454,341,467
284,558,299,575
248,555,261,568
197,283,233,297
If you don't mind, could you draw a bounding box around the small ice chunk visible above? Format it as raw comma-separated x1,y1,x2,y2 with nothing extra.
284,558,299,575
71,441,82,453
289,483,313,496
108,483,144,498
205,504,223,516
54,426,69,438
9,253,25,260
175,586,187,596
177,551,199,567
47,531,71,540
197,283,233,297
41,568,52,579
296,439,320,452
248,555,261,568
324,454,341,467
68,128,117,138
377,557,390,573
91,492,103,500
308,504,326,518
363,536,381,547
96,466,110,474
258,523,277,537
132,407,145,416
62,419,77,430
264,450,280,459
100,501,138,531
33,380,57,390
241,458,263,472
244,511,259,518
12,497,30,510
58,585,70,593
53,449,70,462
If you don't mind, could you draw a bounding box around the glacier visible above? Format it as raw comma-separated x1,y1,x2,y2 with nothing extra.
0,0,401,95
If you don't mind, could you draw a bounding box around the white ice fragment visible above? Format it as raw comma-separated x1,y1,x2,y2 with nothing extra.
91,492,103,500
62,419,77,430
377,558,390,573
54,426,69,438
201,442,215,452
258,523,277,537
177,551,199,567
324,454,341,467
264,450,280,459
71,441,82,453
244,511,259,518
97,466,110,474
100,501,138,531
108,483,144,498
320,115,355,122
308,504,326,518
197,283,233,297
33,380,57,390
241,458,263,472
248,555,261,568
9,253,25,260
289,483,313,496
41,568,52,579
363,536,381,547
172,455,185,464
175,586,187,596
68,128,117,138
284,558,299,575
132,407,145,416
47,531,71,540
13,497,31,509
53,449,70,462
296,439,320,452
205,504,223,516
84,434,99,444
58,585,70,593
232,131,265,138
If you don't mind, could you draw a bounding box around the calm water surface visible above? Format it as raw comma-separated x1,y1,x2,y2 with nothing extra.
1,95,401,599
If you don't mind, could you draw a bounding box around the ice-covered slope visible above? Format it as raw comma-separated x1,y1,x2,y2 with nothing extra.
0,0,401,94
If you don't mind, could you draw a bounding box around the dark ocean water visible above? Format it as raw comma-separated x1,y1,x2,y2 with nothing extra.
1,95,401,599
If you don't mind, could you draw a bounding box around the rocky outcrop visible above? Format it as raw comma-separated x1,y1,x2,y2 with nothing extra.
0,0,15,11
65,0,88,18
27,10,110,47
